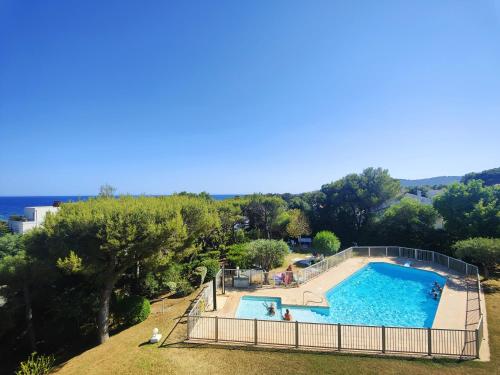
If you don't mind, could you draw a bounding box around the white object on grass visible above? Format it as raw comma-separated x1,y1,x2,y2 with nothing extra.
150,328,162,343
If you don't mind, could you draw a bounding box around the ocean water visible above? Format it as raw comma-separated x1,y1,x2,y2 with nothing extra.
0,195,238,221
235,262,446,328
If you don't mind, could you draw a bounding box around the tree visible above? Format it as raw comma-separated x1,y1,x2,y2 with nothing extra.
242,194,287,239
434,180,500,241
312,231,341,255
0,236,37,351
226,243,252,268
98,184,117,198
453,237,500,279
320,168,401,243
376,198,438,249
246,239,289,274
286,209,311,241
0,220,10,236
0,233,24,258
38,195,220,344
462,167,500,186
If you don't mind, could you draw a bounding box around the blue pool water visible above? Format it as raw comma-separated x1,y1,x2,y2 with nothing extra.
235,262,446,327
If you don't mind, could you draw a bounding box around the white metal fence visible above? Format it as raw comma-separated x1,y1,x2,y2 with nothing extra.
190,246,485,358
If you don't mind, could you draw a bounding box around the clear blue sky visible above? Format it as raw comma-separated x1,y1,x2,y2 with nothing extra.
1,1,499,196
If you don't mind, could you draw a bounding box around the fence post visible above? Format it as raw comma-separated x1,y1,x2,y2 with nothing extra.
399,247,401,257
295,321,299,348
385,247,388,257
447,256,450,269
187,316,191,340
432,251,435,263
414,249,417,259
381,326,386,353
214,316,218,342
427,328,432,356
337,323,342,351
476,329,481,359
254,319,258,345
222,265,225,294
368,247,371,257
212,278,217,311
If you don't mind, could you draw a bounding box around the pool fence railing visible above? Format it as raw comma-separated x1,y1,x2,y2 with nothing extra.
187,246,485,359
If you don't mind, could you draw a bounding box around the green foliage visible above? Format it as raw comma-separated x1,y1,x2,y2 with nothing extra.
242,194,287,239
312,231,341,255
376,198,438,249
193,266,207,286
0,233,24,258
37,195,220,343
56,250,83,274
320,167,400,243
0,220,10,236
246,239,289,271
175,279,194,297
434,180,500,240
166,281,177,293
115,295,151,326
462,167,500,186
98,184,117,198
453,237,500,279
15,352,55,375
226,243,252,268
199,258,220,281
286,209,311,239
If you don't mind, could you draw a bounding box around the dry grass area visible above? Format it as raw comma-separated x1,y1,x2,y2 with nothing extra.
273,250,312,273
53,279,500,375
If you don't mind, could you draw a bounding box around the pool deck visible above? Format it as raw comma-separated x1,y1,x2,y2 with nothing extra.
199,256,490,360
210,257,465,328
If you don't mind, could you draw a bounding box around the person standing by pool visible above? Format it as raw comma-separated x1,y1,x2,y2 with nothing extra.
285,264,293,285
283,309,292,321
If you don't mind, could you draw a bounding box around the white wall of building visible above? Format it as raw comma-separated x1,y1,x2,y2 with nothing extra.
9,206,59,234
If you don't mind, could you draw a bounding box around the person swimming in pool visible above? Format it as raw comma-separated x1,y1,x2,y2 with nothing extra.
264,302,276,316
283,309,292,321
433,281,442,292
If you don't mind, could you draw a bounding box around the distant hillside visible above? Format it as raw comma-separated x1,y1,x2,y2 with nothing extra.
399,176,461,187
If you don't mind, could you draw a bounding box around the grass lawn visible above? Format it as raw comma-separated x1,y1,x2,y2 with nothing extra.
53,278,499,375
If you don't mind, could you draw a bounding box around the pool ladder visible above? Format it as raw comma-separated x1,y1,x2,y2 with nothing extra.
303,290,324,305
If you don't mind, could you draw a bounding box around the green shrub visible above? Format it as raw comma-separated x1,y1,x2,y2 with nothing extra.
200,258,220,280
227,243,252,268
175,279,194,297
16,352,55,375
166,281,177,293
453,237,500,279
139,272,160,298
312,231,341,255
193,266,208,286
246,239,289,271
115,295,151,326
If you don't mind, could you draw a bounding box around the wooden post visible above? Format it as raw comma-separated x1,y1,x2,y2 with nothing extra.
382,326,386,353
427,328,432,356
295,321,299,348
254,319,258,345
212,278,217,311
337,323,342,351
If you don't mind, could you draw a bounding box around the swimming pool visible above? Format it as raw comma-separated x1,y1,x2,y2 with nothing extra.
235,262,446,327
